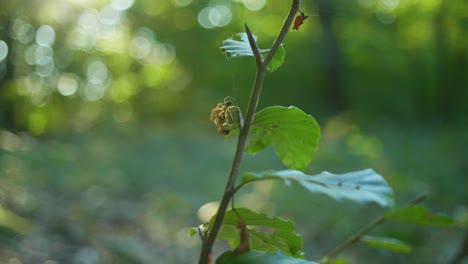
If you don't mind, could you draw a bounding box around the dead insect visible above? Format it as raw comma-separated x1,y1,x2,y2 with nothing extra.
293,9,309,31
210,97,238,135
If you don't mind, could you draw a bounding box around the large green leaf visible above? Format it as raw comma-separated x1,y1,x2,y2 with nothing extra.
220,33,285,71
246,106,320,170
242,169,394,208
360,235,412,253
207,208,304,258
385,205,455,226
216,250,318,264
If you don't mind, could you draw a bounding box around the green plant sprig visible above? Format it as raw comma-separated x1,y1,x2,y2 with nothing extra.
197,1,302,263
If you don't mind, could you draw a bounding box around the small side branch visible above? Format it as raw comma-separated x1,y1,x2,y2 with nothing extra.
245,23,262,68
319,191,428,263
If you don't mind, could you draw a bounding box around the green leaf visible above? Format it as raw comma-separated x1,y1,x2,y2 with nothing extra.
216,250,318,264
242,169,394,208
385,205,456,226
0,206,31,233
188,227,198,237
267,44,285,72
220,33,268,58
360,235,412,253
220,33,285,71
207,208,304,258
246,106,320,170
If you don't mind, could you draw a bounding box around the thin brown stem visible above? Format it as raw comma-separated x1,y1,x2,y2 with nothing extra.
319,191,429,263
197,1,300,263
263,0,301,68
233,182,248,196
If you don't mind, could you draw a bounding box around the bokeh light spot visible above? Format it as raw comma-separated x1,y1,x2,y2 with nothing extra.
130,36,152,59
198,7,215,29
111,0,135,10
0,40,8,61
208,5,232,27
57,74,79,96
243,0,266,11
135,27,154,40
23,43,53,67
35,25,56,46
197,202,219,223
79,9,99,32
99,5,122,26
86,59,108,84
381,0,400,9
171,0,192,7
129,28,155,60
24,44,38,65
11,19,35,44
83,82,107,101
35,57,55,77
34,45,54,64
147,43,176,65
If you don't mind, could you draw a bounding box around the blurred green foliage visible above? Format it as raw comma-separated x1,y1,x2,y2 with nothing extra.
0,0,467,263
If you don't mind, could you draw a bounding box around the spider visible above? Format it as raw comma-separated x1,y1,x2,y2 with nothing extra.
210,97,238,135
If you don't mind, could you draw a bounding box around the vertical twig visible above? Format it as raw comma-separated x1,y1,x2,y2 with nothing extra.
198,1,301,263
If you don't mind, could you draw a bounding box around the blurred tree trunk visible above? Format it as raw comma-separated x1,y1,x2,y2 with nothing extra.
314,0,345,114
434,0,467,122
0,17,16,131
434,0,449,120
452,46,468,122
